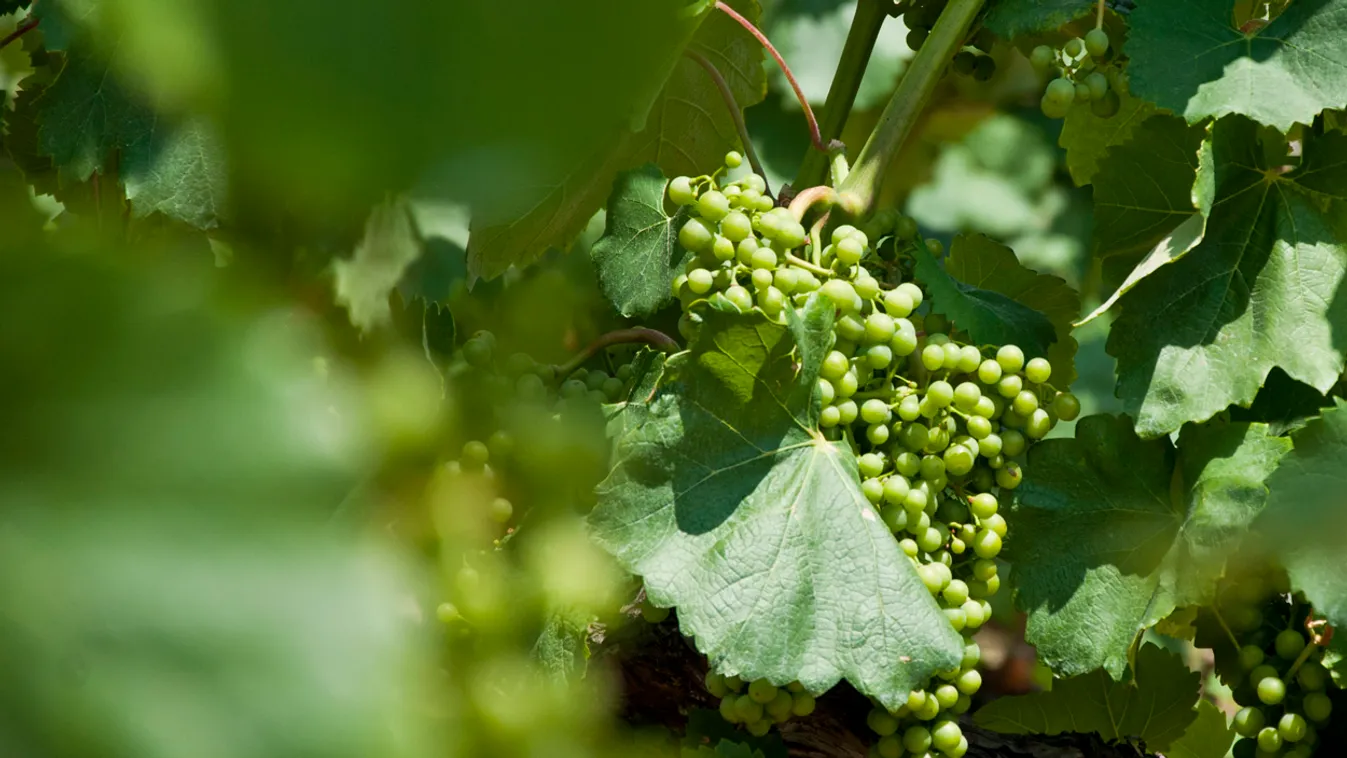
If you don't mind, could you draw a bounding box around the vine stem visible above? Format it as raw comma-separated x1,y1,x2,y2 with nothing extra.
794,0,889,190
684,48,772,196
788,185,838,223
836,0,985,217
714,0,826,153
784,252,833,278
1096,0,1106,28
0,15,39,51
552,328,680,379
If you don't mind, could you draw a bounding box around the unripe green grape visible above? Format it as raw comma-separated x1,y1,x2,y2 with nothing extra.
896,282,924,309
837,399,859,425
931,719,962,753
1000,428,1026,457
957,345,983,374
972,357,1000,384
896,395,921,422
902,725,932,754
860,477,884,503
1279,712,1308,742
748,678,778,704
867,423,890,445
1085,72,1110,102
855,274,880,301
866,344,893,370
927,238,944,257
924,425,950,453
973,529,1002,559
705,671,730,698
758,286,786,315
1249,664,1278,684
1041,93,1071,120
837,369,859,398
750,268,773,291
969,493,998,519
1258,726,1283,753
901,422,930,452
792,692,817,716
1011,390,1039,416
835,236,866,265
921,343,946,372
973,54,996,82
821,350,850,380
1092,88,1121,118
882,505,908,533
917,526,944,553
1023,357,1051,384
970,396,994,420
751,248,778,270
1052,392,1081,421
724,285,753,312
1045,77,1076,107
668,175,697,205
861,398,893,426
996,345,1025,374
858,451,886,478
1233,705,1265,737
928,380,955,407
983,512,1007,537
883,474,911,504
775,220,808,249
681,218,714,252
719,695,741,723
895,452,921,477
1275,628,1306,660
962,598,986,628
1029,44,1054,73
1063,37,1085,58
821,278,857,306
919,453,945,481
1239,644,1265,671
867,708,900,736
820,404,842,427
865,312,897,344
698,190,730,222
890,319,919,356
956,668,982,695
720,210,753,242
1074,81,1093,103
944,606,967,631
975,433,1001,459
1257,675,1286,705
997,374,1023,398
944,444,975,476
1296,661,1328,691
939,342,961,371
817,379,839,408
996,462,1022,489
735,236,759,265
1085,28,1110,58
746,718,772,737
883,289,914,319
973,558,997,582
965,415,992,440
1025,408,1054,439
952,49,977,75
942,578,970,607
735,693,764,722
1304,691,1332,722
725,150,743,168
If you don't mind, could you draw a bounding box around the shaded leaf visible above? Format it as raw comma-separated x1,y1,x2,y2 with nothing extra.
334,196,423,333
1128,0,1347,131
1165,700,1235,758
984,0,1094,38
591,164,694,317
1058,90,1159,187
589,295,962,710
974,643,1201,750
1011,415,1290,677
1259,398,1347,627
916,234,1057,359
1107,117,1347,437
944,233,1080,386
1228,368,1343,436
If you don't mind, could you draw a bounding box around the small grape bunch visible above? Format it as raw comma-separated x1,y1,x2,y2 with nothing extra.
1209,566,1342,758
1031,27,1120,120
708,671,817,737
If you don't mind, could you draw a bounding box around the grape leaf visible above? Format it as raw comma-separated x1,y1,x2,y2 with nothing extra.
1,1,29,15
533,608,592,680
1228,367,1344,436
943,234,1080,386
334,196,424,333
1010,415,1291,678
591,165,694,317
1107,116,1347,437
914,234,1057,359
1058,91,1159,188
467,0,766,280
973,643,1201,750
983,0,1094,38
1090,115,1205,262
1127,0,1347,132
1323,632,1347,688
1166,700,1236,758
1259,398,1347,628
33,41,228,229
589,294,963,710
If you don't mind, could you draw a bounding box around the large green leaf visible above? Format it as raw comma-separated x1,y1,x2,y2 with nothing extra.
943,234,1079,385
1166,701,1236,758
1090,115,1205,261
1011,415,1291,677
467,0,766,280
1259,398,1347,627
1058,91,1159,188
983,0,1094,38
591,165,693,317
0,247,436,758
1127,0,1347,131
914,234,1058,359
1107,117,1347,437
973,643,1201,750
589,295,962,709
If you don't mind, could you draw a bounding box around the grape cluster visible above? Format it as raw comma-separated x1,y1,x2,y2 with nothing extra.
896,0,999,82
1030,28,1121,120
706,671,818,737
667,156,1080,751
1209,566,1342,758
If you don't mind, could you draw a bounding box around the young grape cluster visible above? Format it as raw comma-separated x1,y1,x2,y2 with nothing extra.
1030,27,1121,120
706,671,818,737
896,0,999,82
667,154,1080,750
1208,566,1342,758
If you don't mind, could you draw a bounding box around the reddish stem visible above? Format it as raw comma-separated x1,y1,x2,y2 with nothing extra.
552,328,680,380
0,16,39,51
714,1,826,153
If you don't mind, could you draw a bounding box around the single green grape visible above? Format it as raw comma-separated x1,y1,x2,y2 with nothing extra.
867,708,899,736
751,248,778,270
724,285,753,312
1279,712,1308,742
996,344,1026,373
972,54,996,82
1011,390,1040,416
821,350,850,380
820,278,857,306
854,274,880,301
1074,81,1093,103
969,493,998,519
724,150,743,169
952,49,977,75
941,342,963,371
748,678,778,704
1025,409,1053,439
1029,44,1054,73
819,404,842,427
883,289,915,318
866,423,890,446
861,398,893,425
927,380,955,407
1024,357,1051,384
1063,37,1085,58
1304,691,1333,723
865,344,893,370
995,462,1022,489
902,725,932,754
1275,628,1306,660
835,236,865,265
1233,705,1265,737
896,282,924,309
931,720,963,753
1092,88,1121,118
1085,28,1110,58
921,343,946,372
1257,726,1283,753
462,439,490,468
1256,675,1286,705
1052,392,1081,421
958,345,983,374
680,217,714,252
791,692,816,717
1297,661,1328,691
1041,93,1071,120
668,175,697,206
1085,71,1109,101
720,210,753,242
865,312,897,343
956,668,982,695
837,399,859,425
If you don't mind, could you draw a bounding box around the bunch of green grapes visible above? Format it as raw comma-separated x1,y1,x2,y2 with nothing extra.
1030,27,1122,119
706,671,818,737
668,156,1080,752
1207,566,1342,758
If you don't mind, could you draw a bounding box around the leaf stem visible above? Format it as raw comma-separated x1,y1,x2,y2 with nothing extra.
793,0,889,189
0,15,38,52
836,0,984,217
684,48,772,196
788,185,838,223
1211,606,1243,652
1096,0,1106,29
552,328,680,379
714,0,826,153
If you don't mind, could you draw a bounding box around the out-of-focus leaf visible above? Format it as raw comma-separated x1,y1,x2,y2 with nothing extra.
334,196,423,333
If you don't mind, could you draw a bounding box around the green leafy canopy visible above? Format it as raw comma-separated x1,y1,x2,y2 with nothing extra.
1010,415,1290,678
1128,0,1347,132
974,643,1204,751
1108,117,1347,437
589,294,962,709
